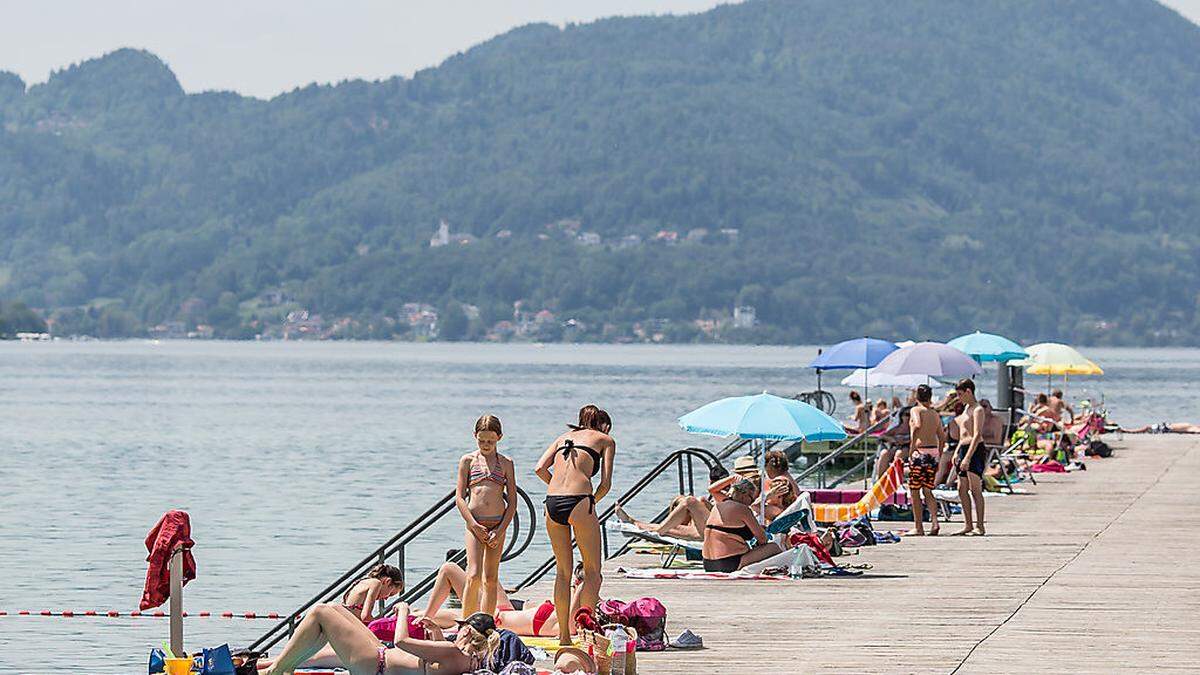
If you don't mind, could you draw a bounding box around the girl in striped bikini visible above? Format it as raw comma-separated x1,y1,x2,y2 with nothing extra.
455,415,517,617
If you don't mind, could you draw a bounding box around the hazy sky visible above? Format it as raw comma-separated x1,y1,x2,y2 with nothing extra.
2,0,1197,99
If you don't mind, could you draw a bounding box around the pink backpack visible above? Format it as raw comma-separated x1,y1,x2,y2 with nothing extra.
597,597,668,651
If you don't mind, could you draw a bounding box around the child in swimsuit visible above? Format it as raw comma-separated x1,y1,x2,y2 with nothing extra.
342,564,405,623
455,414,517,617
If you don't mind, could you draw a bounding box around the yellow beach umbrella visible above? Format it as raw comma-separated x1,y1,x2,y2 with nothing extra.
1012,342,1103,375
1011,342,1103,398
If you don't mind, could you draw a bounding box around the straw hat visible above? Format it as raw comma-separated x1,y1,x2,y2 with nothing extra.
732,456,760,476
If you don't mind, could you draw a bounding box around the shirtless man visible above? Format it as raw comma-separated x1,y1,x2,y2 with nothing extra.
1048,389,1075,424
907,384,945,536
952,379,988,536
980,399,1006,447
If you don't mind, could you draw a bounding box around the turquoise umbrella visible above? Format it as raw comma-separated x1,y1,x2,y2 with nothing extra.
678,392,846,521
947,331,1028,363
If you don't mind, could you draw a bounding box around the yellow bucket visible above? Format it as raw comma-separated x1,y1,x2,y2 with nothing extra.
164,656,192,675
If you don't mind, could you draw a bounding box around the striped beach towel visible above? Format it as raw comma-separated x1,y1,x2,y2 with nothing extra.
810,458,904,523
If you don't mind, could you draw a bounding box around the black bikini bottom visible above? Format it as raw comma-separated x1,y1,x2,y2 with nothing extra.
544,494,595,526
703,553,742,573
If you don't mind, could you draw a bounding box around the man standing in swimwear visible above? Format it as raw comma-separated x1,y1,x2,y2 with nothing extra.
907,384,945,536
952,379,988,536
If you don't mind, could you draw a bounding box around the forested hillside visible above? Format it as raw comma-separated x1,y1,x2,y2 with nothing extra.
1,0,1198,343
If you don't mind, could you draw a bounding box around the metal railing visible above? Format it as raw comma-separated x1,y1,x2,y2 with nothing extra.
248,486,537,654
794,415,892,488
512,447,721,592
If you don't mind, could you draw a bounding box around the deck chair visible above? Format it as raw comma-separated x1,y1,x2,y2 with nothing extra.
606,521,702,569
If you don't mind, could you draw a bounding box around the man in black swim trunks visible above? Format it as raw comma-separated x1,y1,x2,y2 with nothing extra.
952,379,988,536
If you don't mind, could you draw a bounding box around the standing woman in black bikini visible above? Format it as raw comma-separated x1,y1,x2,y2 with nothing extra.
534,404,615,646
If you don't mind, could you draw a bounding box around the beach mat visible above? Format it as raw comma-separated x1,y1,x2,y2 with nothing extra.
616,568,795,581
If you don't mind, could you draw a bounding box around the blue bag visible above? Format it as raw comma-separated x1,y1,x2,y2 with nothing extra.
201,644,236,675
148,648,166,674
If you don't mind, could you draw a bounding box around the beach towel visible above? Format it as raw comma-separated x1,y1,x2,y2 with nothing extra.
1029,460,1067,473
740,545,821,576
140,510,196,610
766,492,815,539
616,568,794,581
809,459,905,523
787,532,834,565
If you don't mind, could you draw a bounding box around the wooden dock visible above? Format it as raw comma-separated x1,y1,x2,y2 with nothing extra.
527,435,1200,673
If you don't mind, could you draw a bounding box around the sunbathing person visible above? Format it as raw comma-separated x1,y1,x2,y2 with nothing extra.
342,564,405,623
415,561,585,638
702,478,781,572
259,602,498,675
762,450,800,523
1121,422,1200,434
1048,389,1075,424
870,399,890,427
875,406,912,480
615,465,734,540
847,390,870,432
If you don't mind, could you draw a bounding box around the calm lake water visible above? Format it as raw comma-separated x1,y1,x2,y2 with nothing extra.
0,341,1194,672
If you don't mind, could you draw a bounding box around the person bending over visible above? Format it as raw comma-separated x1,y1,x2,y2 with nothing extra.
535,405,616,645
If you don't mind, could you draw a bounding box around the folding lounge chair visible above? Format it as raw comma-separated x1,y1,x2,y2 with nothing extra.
606,521,702,568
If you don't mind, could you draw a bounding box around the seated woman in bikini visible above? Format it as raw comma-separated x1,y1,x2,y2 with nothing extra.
259,601,499,675
342,564,405,624
413,561,585,638
701,478,781,573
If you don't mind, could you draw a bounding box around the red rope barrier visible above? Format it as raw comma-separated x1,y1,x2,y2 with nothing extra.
0,610,281,619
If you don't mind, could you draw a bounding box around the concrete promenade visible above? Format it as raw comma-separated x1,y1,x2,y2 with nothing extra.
532,435,1199,673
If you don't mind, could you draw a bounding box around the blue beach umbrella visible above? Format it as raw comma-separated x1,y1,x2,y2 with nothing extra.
679,392,846,522
807,337,899,370
807,336,899,407
947,331,1028,363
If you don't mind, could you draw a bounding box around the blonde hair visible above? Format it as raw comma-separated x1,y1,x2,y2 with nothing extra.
458,625,501,666
475,414,503,436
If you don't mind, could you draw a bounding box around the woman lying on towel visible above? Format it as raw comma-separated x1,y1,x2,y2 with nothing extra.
258,602,498,675
258,563,584,671
701,478,781,572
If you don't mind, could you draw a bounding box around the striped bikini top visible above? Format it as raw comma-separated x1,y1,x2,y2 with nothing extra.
468,462,507,488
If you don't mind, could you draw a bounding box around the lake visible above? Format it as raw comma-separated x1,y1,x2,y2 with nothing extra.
0,341,1193,671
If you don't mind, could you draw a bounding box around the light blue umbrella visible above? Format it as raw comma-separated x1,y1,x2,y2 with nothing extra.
679,392,847,521
947,331,1028,363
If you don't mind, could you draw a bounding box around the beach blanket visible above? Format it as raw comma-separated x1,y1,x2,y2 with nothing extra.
932,488,1012,502
808,459,905,523
616,568,795,581
1030,461,1067,473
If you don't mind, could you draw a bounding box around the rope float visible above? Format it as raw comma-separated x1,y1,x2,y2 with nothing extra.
0,610,283,619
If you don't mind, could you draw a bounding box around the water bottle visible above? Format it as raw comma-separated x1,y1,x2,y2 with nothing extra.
608,628,627,675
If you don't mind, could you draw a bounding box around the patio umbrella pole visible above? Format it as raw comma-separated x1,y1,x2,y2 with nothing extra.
757,438,767,526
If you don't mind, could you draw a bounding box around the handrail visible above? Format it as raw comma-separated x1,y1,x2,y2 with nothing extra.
794,415,891,485
513,447,721,592
248,485,537,653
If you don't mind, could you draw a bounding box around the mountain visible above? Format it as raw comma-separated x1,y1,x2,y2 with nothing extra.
1,0,1198,344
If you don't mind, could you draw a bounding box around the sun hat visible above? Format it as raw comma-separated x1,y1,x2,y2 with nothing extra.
732,456,759,475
